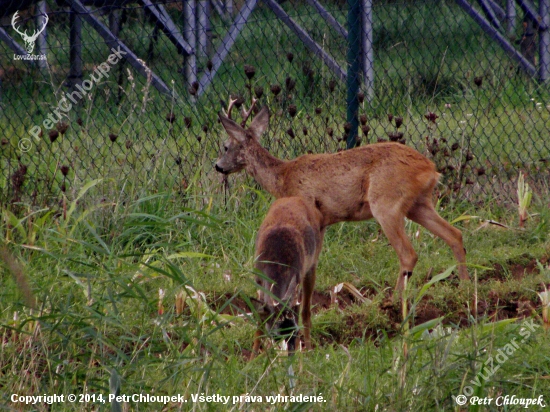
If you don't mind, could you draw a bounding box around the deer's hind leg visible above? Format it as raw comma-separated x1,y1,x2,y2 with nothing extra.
407,199,468,281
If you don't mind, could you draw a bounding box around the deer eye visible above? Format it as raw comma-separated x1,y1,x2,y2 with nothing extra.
224,145,228,152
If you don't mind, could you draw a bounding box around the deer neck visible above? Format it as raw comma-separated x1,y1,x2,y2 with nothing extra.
244,142,285,197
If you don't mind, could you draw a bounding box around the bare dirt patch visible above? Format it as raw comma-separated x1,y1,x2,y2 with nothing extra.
489,256,548,282
208,256,549,346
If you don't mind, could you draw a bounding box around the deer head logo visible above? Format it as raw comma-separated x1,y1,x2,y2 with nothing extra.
12,11,49,54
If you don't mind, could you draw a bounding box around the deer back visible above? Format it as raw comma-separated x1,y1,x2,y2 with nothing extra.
216,108,439,226
276,142,439,225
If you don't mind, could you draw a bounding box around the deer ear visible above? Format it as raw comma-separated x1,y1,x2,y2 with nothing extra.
219,112,246,143
248,106,270,140
281,276,298,303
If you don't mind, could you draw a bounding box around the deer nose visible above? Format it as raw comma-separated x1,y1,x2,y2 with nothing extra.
215,164,227,174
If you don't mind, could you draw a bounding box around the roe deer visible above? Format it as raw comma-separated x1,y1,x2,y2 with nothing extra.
252,196,324,355
216,102,468,291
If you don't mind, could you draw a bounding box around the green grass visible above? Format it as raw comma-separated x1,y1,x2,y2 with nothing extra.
1,181,550,410
2,0,550,409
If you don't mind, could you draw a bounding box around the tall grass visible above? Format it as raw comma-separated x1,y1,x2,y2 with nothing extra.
2,1,550,408
2,177,550,409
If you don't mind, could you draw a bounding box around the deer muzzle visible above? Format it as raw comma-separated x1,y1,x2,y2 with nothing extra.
215,164,229,174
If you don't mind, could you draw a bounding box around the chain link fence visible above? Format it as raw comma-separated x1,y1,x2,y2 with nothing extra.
1,0,549,209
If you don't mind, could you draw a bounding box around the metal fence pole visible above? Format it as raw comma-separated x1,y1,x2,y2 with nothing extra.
506,0,516,37
69,5,83,91
109,8,122,37
198,0,210,58
455,0,536,76
540,0,550,81
3,0,549,205
361,0,373,103
36,0,48,69
183,0,197,91
346,0,360,149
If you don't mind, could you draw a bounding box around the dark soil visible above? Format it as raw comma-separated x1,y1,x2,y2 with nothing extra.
491,255,548,281
208,256,549,347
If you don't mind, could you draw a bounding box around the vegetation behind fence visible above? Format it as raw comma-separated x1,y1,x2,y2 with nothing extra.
1,0,550,208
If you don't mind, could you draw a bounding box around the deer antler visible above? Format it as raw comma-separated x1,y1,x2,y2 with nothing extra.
11,11,28,38
222,96,238,119
240,97,258,127
11,11,48,53
31,13,49,41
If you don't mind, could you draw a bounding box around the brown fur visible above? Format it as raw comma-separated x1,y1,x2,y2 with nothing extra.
252,197,324,355
216,107,468,292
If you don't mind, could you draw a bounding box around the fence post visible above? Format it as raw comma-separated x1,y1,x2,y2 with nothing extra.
69,5,83,91
109,8,122,37
346,0,360,149
506,0,516,37
197,0,211,58
36,1,48,70
540,0,550,81
361,0,374,103
183,0,197,94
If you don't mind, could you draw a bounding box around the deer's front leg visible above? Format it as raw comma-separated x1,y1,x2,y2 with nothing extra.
301,267,316,350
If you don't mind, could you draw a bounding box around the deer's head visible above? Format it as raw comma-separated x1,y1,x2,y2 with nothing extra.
12,11,48,54
215,98,269,174
252,276,299,351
